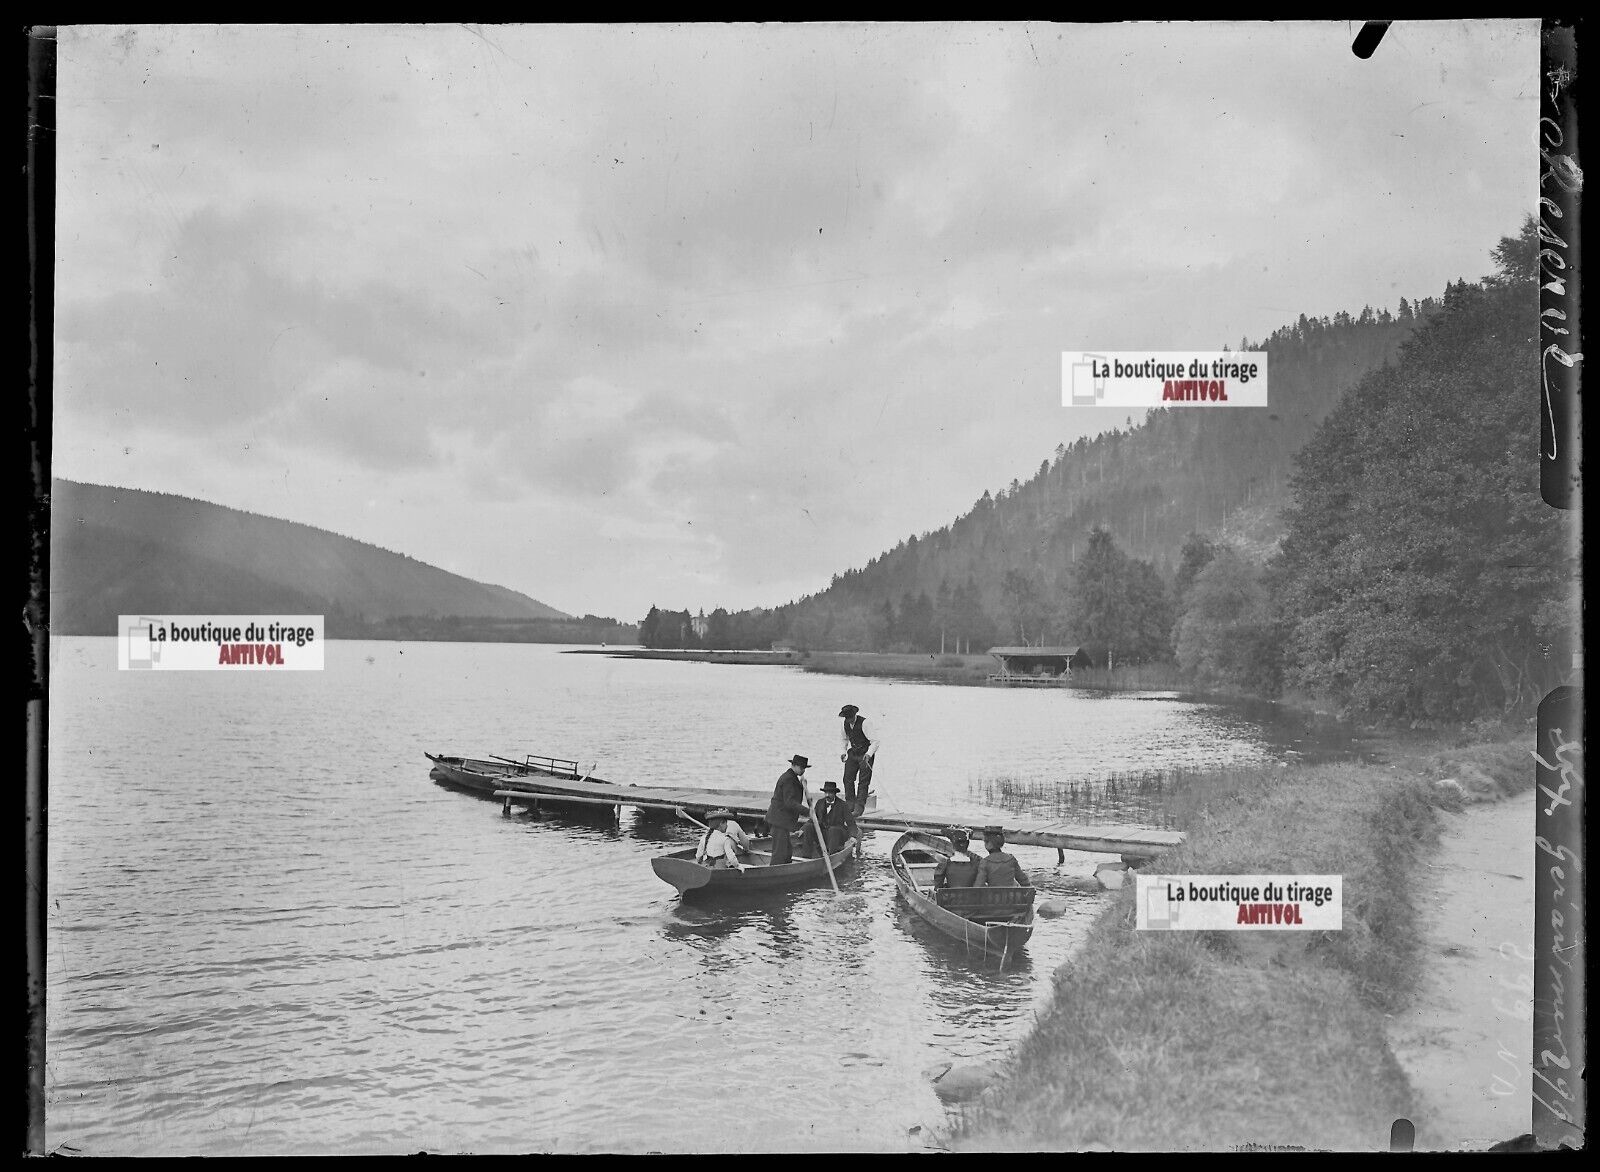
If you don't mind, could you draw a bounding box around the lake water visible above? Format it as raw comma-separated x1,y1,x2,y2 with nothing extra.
46,639,1293,1154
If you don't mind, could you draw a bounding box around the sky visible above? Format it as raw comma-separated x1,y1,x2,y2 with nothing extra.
53,22,1540,621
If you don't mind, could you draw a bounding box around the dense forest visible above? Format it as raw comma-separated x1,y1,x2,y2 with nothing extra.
643,218,1579,722
645,295,1435,653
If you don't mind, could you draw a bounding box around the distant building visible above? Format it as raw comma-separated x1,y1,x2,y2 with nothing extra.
987,645,1092,685
691,609,708,640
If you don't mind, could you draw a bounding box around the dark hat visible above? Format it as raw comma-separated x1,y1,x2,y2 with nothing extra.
839,704,859,717
790,755,810,769
944,826,970,843
821,781,841,794
706,808,736,822
982,825,1006,843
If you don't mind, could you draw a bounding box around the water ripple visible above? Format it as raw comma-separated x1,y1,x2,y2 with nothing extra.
47,638,1278,1154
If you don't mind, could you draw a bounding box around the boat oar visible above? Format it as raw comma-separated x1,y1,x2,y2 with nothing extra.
808,800,840,895
674,807,708,830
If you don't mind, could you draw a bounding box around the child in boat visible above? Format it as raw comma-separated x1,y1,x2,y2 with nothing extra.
933,828,981,889
697,810,750,870
974,826,1029,888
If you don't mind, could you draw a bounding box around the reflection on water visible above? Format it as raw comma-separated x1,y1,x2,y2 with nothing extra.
48,639,1292,1154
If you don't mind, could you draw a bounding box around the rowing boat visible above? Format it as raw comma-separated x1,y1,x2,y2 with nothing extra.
426,752,589,792
891,830,1035,954
425,752,624,819
651,836,858,896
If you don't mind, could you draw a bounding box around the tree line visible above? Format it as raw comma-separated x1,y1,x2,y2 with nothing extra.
1175,217,1576,719
641,218,1577,720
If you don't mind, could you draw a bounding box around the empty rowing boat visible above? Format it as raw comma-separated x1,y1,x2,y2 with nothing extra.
426,752,589,792
891,830,1034,954
425,752,626,819
651,837,858,896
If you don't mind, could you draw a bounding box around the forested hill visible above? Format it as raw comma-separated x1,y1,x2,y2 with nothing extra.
49,479,577,637
773,300,1438,651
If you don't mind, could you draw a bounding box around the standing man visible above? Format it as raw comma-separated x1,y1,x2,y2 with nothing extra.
766,755,811,866
838,704,877,815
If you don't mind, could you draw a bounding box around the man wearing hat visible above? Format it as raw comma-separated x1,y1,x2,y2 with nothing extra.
974,826,1030,889
811,781,860,854
765,755,812,866
838,704,877,815
696,809,750,870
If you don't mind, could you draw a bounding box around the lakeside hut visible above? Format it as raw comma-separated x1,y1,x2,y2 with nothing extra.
987,645,1092,685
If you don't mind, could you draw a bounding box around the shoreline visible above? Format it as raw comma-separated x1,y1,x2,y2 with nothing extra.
951,735,1530,1151
564,647,1190,692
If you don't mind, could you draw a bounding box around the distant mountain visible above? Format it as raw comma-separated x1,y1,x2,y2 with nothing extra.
49,480,573,636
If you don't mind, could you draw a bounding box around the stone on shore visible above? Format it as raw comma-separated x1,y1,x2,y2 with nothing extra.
924,1061,1000,1103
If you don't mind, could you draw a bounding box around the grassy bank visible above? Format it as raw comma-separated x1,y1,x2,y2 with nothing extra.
955,740,1528,1151
567,648,802,665
797,651,995,685
795,652,1185,691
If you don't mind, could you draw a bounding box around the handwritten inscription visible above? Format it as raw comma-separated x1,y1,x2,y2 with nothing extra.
1532,713,1584,1138
1490,941,1532,1099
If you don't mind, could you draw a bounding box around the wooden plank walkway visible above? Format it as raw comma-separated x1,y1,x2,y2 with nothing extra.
481,771,1182,862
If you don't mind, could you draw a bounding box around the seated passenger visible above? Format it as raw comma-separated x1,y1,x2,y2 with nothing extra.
696,810,750,870
974,826,1029,888
720,811,751,853
933,828,981,889
812,781,860,853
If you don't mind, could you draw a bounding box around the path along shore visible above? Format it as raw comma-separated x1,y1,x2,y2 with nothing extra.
1385,789,1534,1150
949,737,1531,1151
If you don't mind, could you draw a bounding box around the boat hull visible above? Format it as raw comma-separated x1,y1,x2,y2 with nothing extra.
651,837,858,896
891,831,1034,954
426,754,620,818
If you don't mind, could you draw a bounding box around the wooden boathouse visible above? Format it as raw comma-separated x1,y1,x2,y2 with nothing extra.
987,645,1093,685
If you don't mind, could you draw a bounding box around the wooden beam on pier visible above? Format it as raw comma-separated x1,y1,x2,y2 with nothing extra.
489,785,1182,862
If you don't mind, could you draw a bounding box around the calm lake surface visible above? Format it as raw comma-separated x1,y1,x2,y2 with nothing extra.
47,639,1301,1154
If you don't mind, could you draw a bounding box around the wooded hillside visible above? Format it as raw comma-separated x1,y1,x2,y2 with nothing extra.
49,480,587,638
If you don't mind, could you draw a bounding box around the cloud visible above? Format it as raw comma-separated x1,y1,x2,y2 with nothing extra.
52,22,1541,618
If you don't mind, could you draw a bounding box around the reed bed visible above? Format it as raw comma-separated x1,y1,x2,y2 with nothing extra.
971,765,1243,832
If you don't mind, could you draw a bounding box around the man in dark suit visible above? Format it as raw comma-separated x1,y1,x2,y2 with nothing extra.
811,781,859,854
766,755,811,865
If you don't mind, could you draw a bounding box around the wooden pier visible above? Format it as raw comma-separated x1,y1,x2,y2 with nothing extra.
467,767,1182,863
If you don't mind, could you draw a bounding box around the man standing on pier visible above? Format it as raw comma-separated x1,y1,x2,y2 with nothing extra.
766,755,811,866
838,704,877,815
